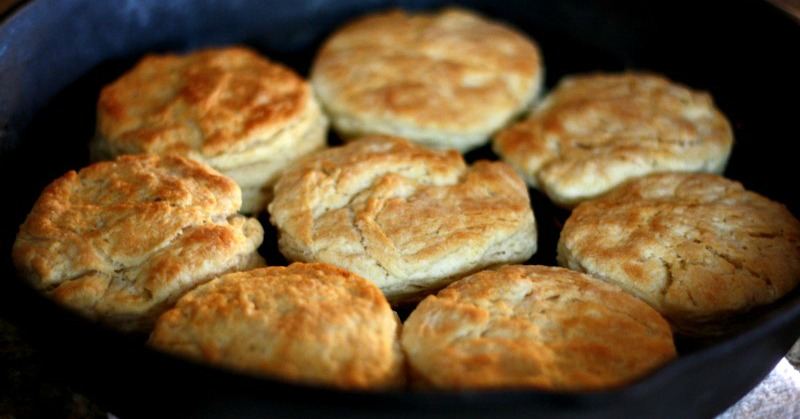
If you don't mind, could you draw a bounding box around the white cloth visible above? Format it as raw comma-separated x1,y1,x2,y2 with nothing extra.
717,358,800,419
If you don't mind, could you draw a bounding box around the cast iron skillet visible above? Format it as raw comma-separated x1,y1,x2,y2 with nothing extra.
1,0,799,418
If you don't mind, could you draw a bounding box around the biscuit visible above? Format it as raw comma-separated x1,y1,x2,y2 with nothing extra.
310,7,543,153
267,135,537,306
11,154,265,333
557,172,800,336
92,45,329,214
493,71,734,208
400,264,676,390
147,262,405,390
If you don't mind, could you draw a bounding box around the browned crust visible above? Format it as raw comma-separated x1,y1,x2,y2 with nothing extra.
95,46,313,158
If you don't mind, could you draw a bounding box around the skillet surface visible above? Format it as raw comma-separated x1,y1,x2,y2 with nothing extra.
1,0,799,418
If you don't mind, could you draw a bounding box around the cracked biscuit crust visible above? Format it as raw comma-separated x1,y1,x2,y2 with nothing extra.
93,45,328,213
557,172,800,336
268,135,537,306
401,264,676,390
12,154,265,333
147,262,405,390
310,7,543,153
493,71,734,208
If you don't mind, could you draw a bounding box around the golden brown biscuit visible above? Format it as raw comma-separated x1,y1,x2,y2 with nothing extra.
493,71,734,208
11,154,265,333
557,172,800,336
401,264,676,390
92,45,329,214
310,7,543,153
268,135,537,306
147,262,405,390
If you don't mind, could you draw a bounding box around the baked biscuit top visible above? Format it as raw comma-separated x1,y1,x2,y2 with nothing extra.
268,135,537,305
493,71,734,208
310,7,543,151
401,265,676,390
12,154,265,331
148,262,405,389
557,172,800,334
96,46,313,158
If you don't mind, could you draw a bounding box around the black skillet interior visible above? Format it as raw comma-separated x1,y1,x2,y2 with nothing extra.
1,0,799,418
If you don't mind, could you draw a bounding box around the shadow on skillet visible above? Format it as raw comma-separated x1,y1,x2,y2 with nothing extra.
1,0,799,418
